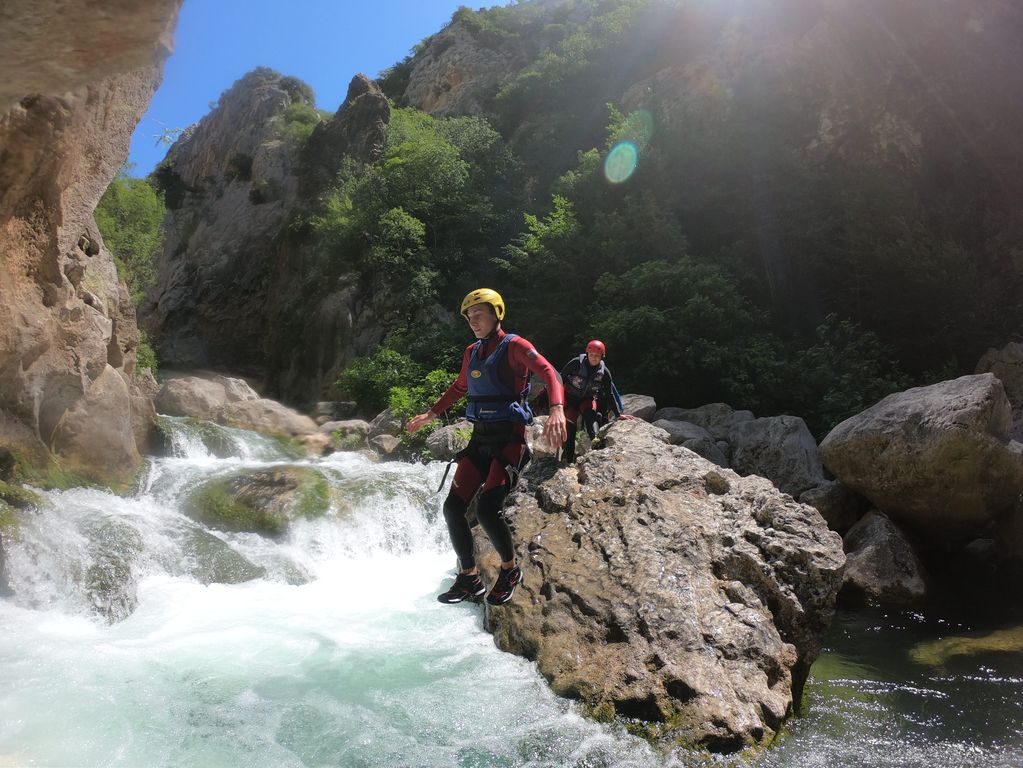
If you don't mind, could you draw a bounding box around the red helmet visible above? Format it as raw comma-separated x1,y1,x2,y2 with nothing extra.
586,339,606,357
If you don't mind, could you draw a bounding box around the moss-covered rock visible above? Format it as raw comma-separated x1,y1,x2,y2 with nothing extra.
82,516,144,623
0,480,42,510
181,528,267,584
2,448,106,492
185,466,330,537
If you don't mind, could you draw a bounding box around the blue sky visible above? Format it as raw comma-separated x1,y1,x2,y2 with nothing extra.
128,0,501,175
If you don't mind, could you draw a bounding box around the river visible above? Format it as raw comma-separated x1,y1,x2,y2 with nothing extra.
1,419,1020,767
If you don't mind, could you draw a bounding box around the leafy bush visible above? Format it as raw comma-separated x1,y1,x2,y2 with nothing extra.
277,101,327,151
389,369,463,459
335,348,422,415
589,259,787,410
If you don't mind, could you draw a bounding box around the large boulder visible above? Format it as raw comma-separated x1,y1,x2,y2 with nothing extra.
976,342,1023,406
155,375,258,419
841,511,928,604
621,394,657,420
977,342,1023,441
652,408,824,496
729,415,825,497
368,408,402,439
820,374,1023,537
479,419,845,752
653,403,755,442
0,0,182,487
425,420,471,461
154,374,316,439
220,399,318,438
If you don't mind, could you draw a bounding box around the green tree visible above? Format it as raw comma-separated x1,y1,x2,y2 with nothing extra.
589,259,786,410
94,169,165,305
335,348,423,415
792,315,911,438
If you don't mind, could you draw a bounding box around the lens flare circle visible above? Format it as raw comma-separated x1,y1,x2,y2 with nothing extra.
604,141,638,184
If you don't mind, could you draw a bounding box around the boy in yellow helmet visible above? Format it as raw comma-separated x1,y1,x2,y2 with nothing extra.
408,289,567,605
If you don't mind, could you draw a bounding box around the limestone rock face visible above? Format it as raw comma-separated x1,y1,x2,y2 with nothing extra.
142,73,397,406
479,419,845,752
0,0,181,486
300,73,390,193
49,365,142,487
820,374,1023,537
841,511,928,604
400,21,522,116
0,0,180,113
141,68,306,374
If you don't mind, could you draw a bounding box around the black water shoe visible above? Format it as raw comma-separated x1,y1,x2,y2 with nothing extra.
437,571,486,604
486,565,523,606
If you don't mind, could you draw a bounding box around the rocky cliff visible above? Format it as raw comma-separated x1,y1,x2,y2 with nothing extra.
142,71,402,405
0,0,182,488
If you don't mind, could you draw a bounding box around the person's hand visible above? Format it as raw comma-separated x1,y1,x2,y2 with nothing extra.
544,404,568,449
406,410,436,433
619,414,636,421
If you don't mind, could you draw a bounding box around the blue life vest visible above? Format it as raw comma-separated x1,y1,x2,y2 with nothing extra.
564,354,606,400
465,334,533,424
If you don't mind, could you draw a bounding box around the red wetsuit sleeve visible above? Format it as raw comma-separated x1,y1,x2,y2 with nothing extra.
508,337,564,407
429,345,472,415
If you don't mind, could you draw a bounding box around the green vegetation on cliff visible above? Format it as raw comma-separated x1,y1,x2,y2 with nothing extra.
359,0,1020,435
144,0,1021,438
95,168,165,306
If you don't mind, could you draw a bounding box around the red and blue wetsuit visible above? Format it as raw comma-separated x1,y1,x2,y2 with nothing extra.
560,354,624,462
430,328,563,569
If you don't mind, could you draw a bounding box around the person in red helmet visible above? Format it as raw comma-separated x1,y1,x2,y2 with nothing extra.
407,288,567,606
558,339,630,464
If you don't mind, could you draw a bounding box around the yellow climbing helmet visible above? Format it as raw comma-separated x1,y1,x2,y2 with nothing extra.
460,288,505,321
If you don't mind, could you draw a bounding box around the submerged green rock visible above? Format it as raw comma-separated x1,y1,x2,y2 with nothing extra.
185,466,330,537
181,528,267,584
910,624,1023,667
